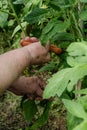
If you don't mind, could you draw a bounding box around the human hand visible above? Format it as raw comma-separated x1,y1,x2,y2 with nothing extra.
8,76,46,100
20,36,50,65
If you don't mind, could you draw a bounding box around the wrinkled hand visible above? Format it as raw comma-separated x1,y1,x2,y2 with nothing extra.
21,37,50,65
8,76,46,100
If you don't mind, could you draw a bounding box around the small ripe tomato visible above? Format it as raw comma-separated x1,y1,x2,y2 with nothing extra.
50,45,63,54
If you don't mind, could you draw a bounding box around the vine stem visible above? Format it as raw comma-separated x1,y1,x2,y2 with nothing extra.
8,0,26,36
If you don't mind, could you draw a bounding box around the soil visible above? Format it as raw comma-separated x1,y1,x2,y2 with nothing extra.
0,91,66,130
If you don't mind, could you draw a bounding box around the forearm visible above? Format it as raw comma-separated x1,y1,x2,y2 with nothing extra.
0,47,30,94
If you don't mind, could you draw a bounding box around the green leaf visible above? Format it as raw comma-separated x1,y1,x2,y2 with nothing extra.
43,64,87,99
12,22,27,37
53,32,75,42
73,121,87,130
63,99,87,120
74,88,87,95
8,19,15,27
67,41,87,66
80,10,87,21
23,99,38,122
49,0,73,9
67,56,87,67
41,20,70,43
30,100,52,130
67,41,87,56
13,0,24,4
67,112,83,130
24,8,47,24
39,61,59,72
0,11,8,28
80,0,87,3
77,95,87,110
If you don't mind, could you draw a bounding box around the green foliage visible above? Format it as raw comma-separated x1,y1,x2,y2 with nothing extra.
80,0,87,3
67,112,83,130
39,60,60,72
40,20,70,44
23,99,38,122
63,99,87,130
67,41,87,66
1,0,87,130
63,99,87,120
80,10,87,21
12,22,27,37
29,100,52,130
43,40,87,129
43,64,87,98
0,12,8,28
24,8,48,24
23,99,52,130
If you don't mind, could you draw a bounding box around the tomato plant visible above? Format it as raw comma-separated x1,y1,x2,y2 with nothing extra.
1,0,87,130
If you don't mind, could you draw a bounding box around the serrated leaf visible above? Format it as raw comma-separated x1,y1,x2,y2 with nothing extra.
23,99,38,122
80,10,87,21
41,20,70,43
63,99,87,120
41,20,57,35
53,32,75,41
39,61,59,72
24,8,47,24
43,64,87,99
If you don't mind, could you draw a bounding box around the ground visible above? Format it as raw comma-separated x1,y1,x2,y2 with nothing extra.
0,91,66,130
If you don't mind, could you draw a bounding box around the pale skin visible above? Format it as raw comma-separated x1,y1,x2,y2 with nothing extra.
0,37,50,100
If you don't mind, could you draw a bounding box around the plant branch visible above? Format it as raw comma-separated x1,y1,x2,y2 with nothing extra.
75,80,82,98
8,0,26,36
0,9,14,16
71,12,82,40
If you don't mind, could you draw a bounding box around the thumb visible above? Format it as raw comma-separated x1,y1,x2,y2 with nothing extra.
45,41,50,52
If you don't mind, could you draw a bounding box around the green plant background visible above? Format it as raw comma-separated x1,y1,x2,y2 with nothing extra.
1,0,87,130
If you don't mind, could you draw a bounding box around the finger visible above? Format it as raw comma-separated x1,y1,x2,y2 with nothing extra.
37,79,46,90
46,53,50,62
36,88,43,97
45,41,50,52
30,37,38,42
21,41,31,46
24,36,30,41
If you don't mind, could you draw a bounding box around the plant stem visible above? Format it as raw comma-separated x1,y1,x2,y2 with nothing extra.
8,0,26,36
71,12,82,40
0,9,15,16
75,80,82,98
